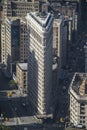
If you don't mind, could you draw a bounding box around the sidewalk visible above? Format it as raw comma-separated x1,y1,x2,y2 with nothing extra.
2,116,42,126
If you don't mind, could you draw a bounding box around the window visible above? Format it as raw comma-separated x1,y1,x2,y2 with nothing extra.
24,80,26,84
24,76,26,79
80,120,82,123
80,107,85,110
83,121,85,123
80,111,85,114
80,116,85,119
83,116,85,119
81,103,85,106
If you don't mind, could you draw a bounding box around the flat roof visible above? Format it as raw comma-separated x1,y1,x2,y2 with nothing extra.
5,17,26,25
27,12,53,28
17,63,28,71
70,73,87,97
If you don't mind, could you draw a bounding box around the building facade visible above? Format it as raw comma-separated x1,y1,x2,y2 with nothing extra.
20,18,27,62
49,1,78,41
3,0,40,17
26,12,53,116
1,17,27,73
2,0,48,17
1,17,20,71
16,63,28,94
84,43,87,73
69,72,87,128
53,18,63,58
53,16,68,68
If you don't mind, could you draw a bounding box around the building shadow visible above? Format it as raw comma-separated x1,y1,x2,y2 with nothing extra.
27,50,38,115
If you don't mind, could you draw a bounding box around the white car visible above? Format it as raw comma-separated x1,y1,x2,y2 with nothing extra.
22,103,26,107
62,86,66,91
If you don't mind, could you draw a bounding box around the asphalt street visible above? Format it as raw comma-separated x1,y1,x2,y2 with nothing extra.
10,124,64,130
0,69,65,130
0,69,42,127
53,30,86,125
0,32,86,129
0,70,11,90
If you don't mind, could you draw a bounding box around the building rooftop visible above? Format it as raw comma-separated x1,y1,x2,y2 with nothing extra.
27,11,53,28
53,17,63,26
50,1,77,17
70,73,87,97
65,128,85,130
5,17,26,25
17,63,28,71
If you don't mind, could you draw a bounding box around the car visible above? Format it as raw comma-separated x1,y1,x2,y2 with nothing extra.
24,127,28,130
69,68,73,73
4,117,9,122
7,91,12,97
59,117,64,123
62,65,70,70
80,49,83,51
63,86,66,90
22,103,26,107
12,91,16,94
76,47,79,50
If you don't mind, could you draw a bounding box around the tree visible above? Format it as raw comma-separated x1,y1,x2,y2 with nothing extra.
8,80,16,89
0,124,11,130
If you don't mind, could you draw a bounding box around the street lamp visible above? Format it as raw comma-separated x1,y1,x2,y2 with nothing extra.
0,113,4,129
0,113,4,124
14,107,19,128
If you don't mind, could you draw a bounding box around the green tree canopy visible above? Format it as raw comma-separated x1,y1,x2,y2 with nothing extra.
0,124,11,130
8,80,16,89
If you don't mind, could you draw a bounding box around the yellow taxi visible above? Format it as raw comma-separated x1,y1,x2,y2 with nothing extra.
7,91,12,97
